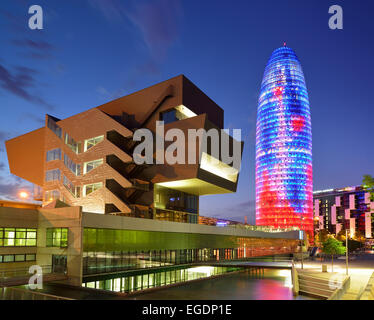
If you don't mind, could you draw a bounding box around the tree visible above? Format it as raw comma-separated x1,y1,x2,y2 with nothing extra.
363,174,374,201
321,238,346,272
315,229,330,247
336,228,346,242
353,229,365,243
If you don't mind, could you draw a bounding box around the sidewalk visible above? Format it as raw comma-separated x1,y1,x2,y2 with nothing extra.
295,254,374,300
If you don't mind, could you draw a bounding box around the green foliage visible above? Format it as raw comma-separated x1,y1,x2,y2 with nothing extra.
315,229,330,247
322,238,346,256
336,229,346,242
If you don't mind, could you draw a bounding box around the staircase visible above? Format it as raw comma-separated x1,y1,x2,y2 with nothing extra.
104,129,153,215
297,270,349,300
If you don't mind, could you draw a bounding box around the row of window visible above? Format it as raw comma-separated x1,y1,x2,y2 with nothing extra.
0,254,36,263
83,266,239,294
46,181,103,201
82,245,295,275
46,158,103,181
46,116,104,156
0,228,68,248
0,228,37,247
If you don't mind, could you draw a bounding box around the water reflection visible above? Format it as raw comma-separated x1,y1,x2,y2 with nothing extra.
129,268,310,300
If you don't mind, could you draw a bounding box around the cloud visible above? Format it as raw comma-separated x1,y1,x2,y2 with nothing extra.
11,39,55,60
0,130,10,152
89,0,182,61
12,39,54,51
88,0,182,96
125,0,182,60
18,112,45,126
0,63,54,110
88,0,125,23
0,175,33,201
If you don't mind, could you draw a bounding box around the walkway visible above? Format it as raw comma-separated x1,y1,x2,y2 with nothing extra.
295,253,374,300
203,259,293,269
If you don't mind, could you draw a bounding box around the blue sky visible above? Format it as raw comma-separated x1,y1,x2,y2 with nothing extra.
0,0,373,224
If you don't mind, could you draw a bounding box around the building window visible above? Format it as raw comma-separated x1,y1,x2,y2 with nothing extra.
83,159,103,174
47,117,62,138
64,154,81,176
26,254,36,261
46,148,61,162
0,254,36,263
0,228,37,247
160,106,197,125
45,169,60,182
46,228,68,248
64,133,80,154
84,135,104,152
160,109,178,124
3,255,14,263
63,176,80,198
44,190,60,202
83,182,103,196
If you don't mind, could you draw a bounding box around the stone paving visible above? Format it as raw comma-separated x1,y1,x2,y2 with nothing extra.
295,252,374,300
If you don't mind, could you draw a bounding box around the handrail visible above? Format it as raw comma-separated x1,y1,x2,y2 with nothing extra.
0,265,53,279
1,286,73,300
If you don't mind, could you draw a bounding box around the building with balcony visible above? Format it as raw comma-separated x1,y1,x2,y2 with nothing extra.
313,186,374,239
5,75,243,224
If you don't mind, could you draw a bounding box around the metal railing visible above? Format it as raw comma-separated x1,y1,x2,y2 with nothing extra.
0,286,73,300
0,265,52,280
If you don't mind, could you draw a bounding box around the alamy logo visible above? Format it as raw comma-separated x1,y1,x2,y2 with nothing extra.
28,265,43,290
329,5,343,30
132,121,242,174
28,5,43,30
328,274,343,291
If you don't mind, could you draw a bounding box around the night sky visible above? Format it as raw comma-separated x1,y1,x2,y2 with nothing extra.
0,0,373,224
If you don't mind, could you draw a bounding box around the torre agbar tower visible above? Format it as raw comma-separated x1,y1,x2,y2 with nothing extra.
255,45,313,240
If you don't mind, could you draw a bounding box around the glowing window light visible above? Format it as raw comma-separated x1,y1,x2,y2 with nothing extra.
200,152,238,183
255,46,313,241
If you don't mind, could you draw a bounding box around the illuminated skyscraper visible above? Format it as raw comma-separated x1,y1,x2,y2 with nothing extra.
255,45,313,239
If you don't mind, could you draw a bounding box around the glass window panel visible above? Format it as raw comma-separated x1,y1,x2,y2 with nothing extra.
46,149,61,162
45,169,60,182
26,254,36,261
47,117,62,138
84,135,104,152
26,239,36,246
4,255,14,262
15,254,25,262
83,159,103,174
84,183,103,196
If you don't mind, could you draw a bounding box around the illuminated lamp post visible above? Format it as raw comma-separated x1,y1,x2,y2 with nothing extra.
346,229,349,275
18,191,29,200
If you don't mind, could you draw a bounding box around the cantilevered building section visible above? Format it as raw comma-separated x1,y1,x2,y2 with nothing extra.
255,46,313,239
6,75,243,223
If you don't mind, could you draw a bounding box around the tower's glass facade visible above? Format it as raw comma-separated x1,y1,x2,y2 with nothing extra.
255,46,313,239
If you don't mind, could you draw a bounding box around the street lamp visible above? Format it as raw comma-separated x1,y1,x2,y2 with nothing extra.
18,191,29,200
346,229,349,275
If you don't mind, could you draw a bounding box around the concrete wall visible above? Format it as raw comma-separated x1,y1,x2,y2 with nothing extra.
37,207,83,286
0,207,38,271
